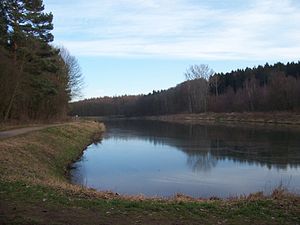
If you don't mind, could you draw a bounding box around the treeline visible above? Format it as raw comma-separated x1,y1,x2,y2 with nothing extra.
209,62,300,112
70,62,300,117
0,0,82,121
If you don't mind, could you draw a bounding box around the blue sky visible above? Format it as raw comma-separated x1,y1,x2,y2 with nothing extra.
43,0,300,99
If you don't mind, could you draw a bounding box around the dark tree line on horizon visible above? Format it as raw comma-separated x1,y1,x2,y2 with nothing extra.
70,61,300,117
0,0,82,121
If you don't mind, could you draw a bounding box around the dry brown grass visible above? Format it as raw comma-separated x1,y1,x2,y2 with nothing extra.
0,121,105,183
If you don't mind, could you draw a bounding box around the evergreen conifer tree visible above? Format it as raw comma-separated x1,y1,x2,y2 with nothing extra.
3,0,55,120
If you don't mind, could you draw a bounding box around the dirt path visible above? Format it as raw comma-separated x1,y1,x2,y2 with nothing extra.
0,124,65,139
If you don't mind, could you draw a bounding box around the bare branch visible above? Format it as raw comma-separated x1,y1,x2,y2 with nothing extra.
185,64,214,81
59,47,84,100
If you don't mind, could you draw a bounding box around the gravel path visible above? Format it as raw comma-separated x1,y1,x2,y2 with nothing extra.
0,124,63,139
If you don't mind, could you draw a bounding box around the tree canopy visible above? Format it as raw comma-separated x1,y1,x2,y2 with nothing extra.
0,0,82,121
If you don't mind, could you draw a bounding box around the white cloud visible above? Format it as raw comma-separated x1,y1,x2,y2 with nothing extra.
45,0,300,61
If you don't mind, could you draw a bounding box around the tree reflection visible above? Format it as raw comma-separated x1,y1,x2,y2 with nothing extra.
103,119,300,171
186,152,218,172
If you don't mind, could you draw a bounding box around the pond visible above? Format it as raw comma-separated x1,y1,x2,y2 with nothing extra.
70,120,300,198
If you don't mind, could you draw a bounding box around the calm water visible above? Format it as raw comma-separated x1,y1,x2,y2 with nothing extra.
71,120,300,198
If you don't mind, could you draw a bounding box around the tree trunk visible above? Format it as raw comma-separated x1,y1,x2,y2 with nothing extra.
215,77,218,97
4,55,25,121
4,81,19,120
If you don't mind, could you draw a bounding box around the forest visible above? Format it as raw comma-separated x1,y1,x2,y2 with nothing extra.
1,1,300,121
0,0,82,121
70,62,300,117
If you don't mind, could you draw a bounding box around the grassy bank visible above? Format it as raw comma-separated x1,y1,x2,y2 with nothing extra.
0,121,104,183
1,180,299,225
0,121,299,225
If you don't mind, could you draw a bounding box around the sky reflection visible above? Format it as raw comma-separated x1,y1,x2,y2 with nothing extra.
71,120,300,198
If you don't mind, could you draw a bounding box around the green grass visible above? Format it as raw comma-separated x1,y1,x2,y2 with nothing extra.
1,180,299,225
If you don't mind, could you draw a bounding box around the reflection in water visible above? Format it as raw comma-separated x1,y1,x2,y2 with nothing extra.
104,120,300,170
71,120,300,197
187,153,218,172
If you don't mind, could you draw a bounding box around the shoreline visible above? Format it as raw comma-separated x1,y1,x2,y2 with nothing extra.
146,112,300,126
1,120,299,224
85,112,300,127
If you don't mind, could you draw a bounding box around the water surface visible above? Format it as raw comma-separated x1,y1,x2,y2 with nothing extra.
71,120,300,198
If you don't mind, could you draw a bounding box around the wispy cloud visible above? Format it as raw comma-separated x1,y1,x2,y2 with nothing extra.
45,0,300,61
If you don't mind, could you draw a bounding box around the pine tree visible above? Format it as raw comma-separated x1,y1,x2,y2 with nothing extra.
23,0,54,43
0,0,83,121
3,0,55,120
0,1,8,46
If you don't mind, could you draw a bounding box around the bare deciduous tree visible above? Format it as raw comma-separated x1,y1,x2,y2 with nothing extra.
185,64,214,81
184,64,214,112
59,47,84,100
